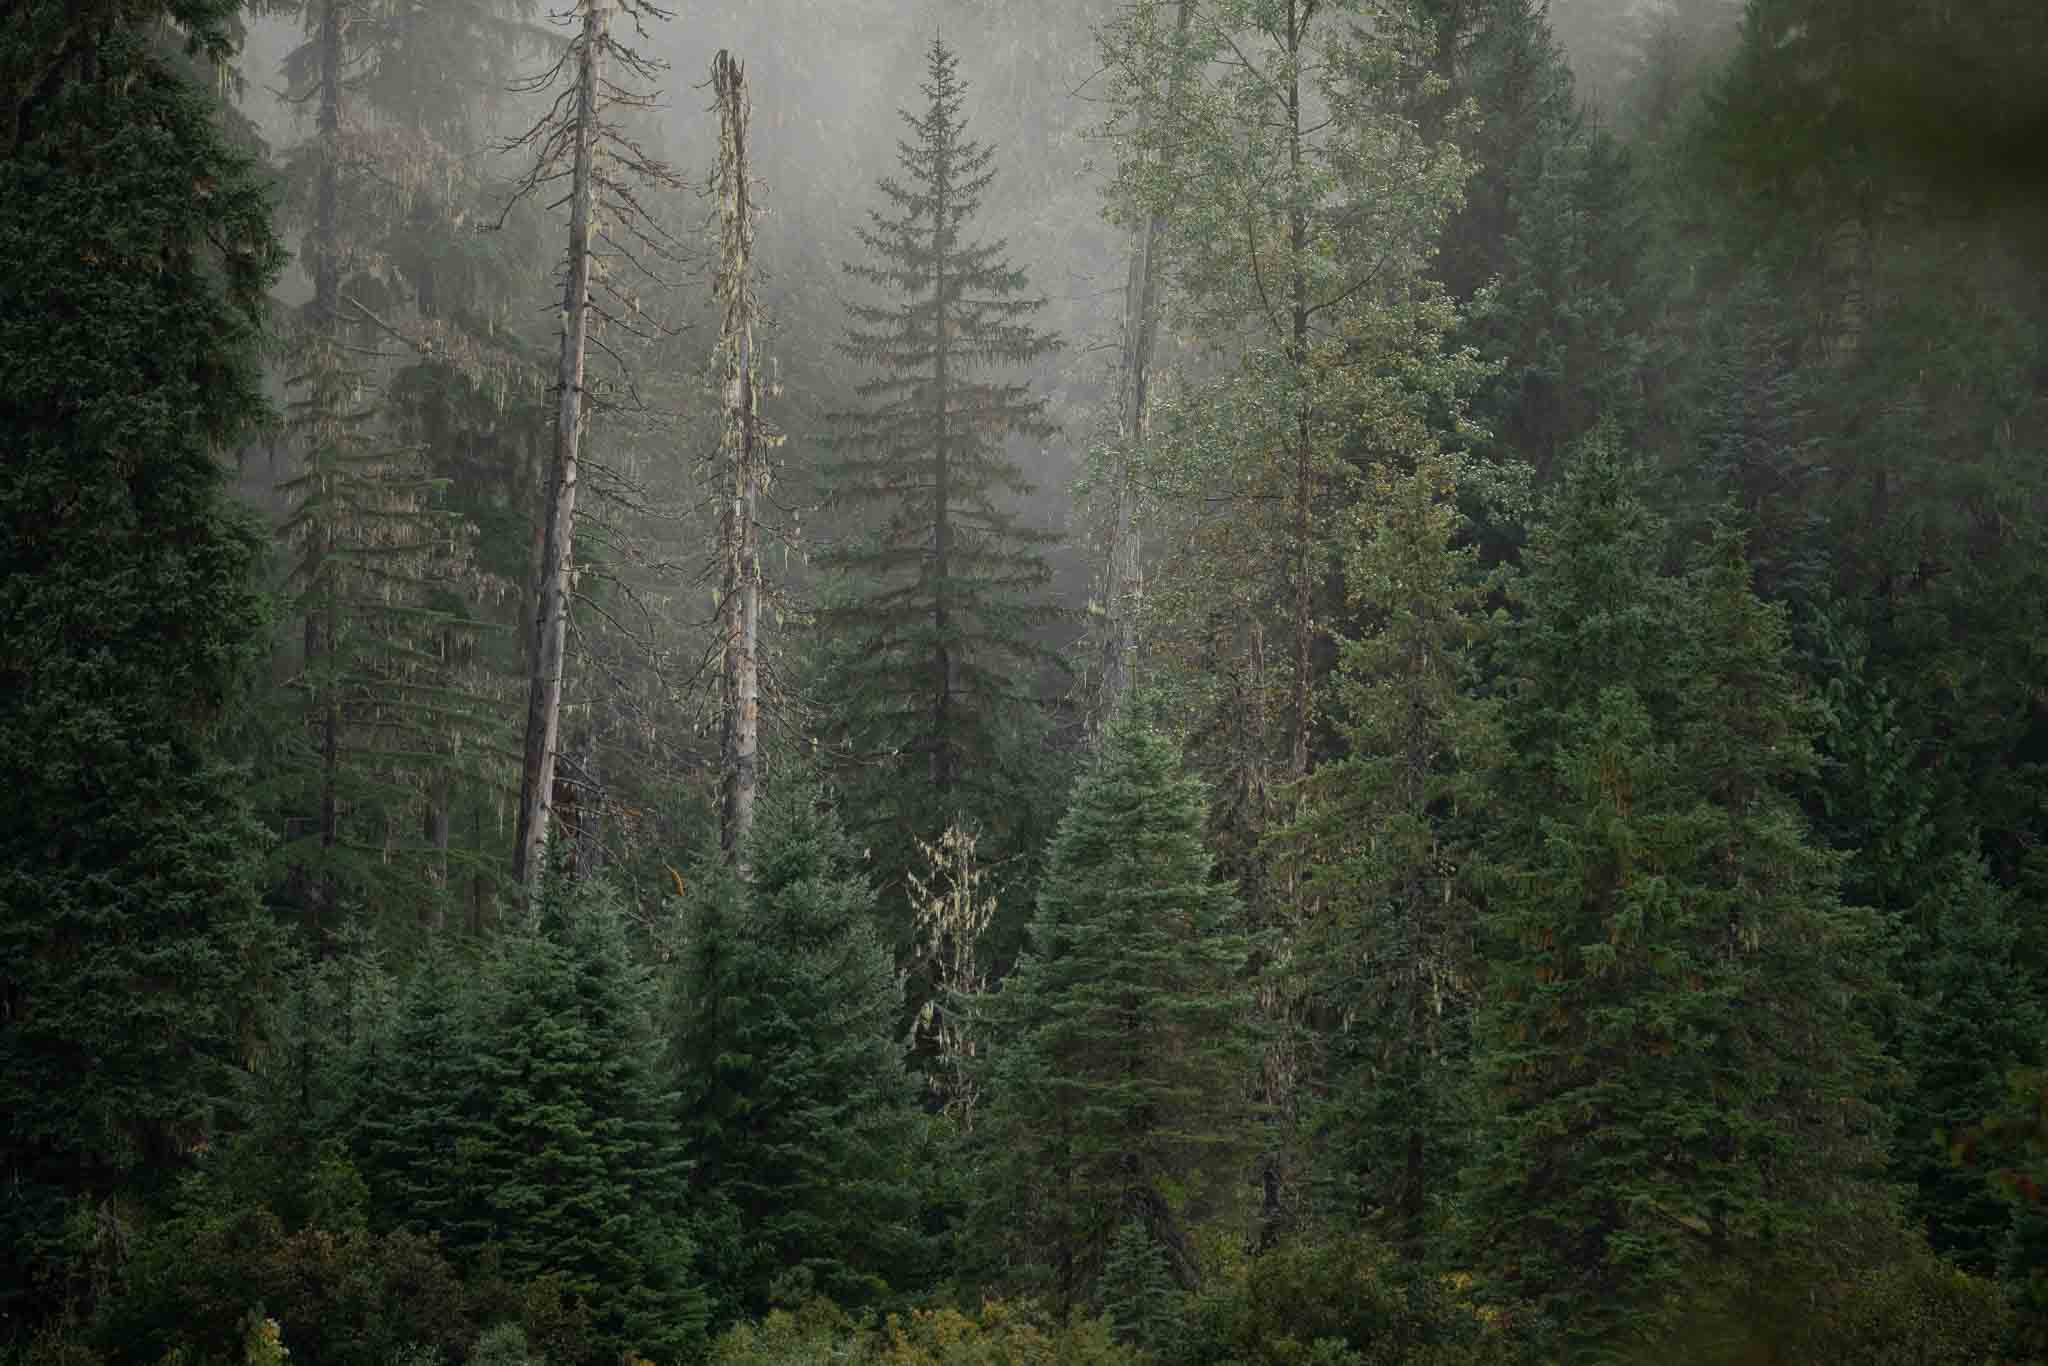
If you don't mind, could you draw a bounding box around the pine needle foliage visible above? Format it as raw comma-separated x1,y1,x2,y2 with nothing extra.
821,36,1064,799
1460,434,1897,1355
672,785,928,1329
451,855,705,1362
0,13,281,1321
1295,457,1500,1256
976,710,1252,1313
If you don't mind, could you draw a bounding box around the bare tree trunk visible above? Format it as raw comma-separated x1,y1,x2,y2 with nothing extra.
713,51,762,872
310,0,343,933
931,148,955,793
1287,0,1314,787
1092,0,1190,743
512,0,606,888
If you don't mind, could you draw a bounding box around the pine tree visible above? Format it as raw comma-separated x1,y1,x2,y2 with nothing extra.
1459,436,1897,1352
974,711,1252,1312
1295,457,1499,1258
261,0,529,931
1893,855,2046,1273
0,3,282,1322
349,944,483,1242
672,785,927,1327
820,36,1063,806
461,859,706,1362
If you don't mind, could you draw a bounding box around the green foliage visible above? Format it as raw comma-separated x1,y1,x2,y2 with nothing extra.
819,35,1063,805
709,1298,1144,1366
1295,457,1499,1254
974,711,1252,1311
349,944,482,1241
1460,437,1899,1353
1099,1220,1184,1355
100,1179,476,1366
447,860,706,1363
1889,857,2047,1271
0,16,282,1326
671,787,928,1328
1174,1236,1517,1366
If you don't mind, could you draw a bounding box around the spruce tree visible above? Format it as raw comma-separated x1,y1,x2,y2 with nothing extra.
1459,437,1897,1353
349,943,483,1242
1295,457,1498,1258
672,785,926,1328
974,711,1252,1312
264,0,526,929
0,3,282,1322
820,36,1063,810
460,859,706,1362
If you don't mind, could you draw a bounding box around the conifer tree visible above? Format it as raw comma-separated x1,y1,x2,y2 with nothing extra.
975,711,1252,1312
672,785,926,1327
1460,437,1897,1352
461,859,706,1361
821,36,1063,805
1893,855,2046,1272
1295,456,1498,1257
263,0,530,929
349,944,482,1242
1,2,281,1321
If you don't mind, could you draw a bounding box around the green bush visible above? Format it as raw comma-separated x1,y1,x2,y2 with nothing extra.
709,1298,1146,1366
1175,1236,1520,1366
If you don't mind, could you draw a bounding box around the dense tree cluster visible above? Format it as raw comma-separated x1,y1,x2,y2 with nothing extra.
6,1,2048,1364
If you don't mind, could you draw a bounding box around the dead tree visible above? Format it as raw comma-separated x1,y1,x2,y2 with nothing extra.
503,0,682,888
1090,0,1191,743
711,50,764,871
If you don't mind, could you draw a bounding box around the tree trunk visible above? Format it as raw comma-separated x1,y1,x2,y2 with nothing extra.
1093,0,1191,743
513,0,605,888
713,51,762,873
1287,0,1314,786
931,136,954,793
311,0,342,931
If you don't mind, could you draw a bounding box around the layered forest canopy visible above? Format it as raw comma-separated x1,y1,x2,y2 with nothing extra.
5,1,2048,1364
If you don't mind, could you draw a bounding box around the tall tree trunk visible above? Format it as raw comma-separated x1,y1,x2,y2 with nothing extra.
311,0,343,932
1093,0,1191,743
1287,0,1314,785
513,0,605,888
931,139,954,793
713,51,762,872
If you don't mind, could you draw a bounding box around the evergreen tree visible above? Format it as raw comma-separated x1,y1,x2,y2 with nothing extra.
0,2,282,1323
975,711,1252,1312
460,858,706,1362
349,943,482,1242
672,785,927,1328
1893,855,2046,1273
820,36,1063,809
262,0,528,931
1459,437,1897,1353
1296,457,1499,1258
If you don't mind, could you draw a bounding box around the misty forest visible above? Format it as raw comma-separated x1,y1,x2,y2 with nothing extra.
6,0,2048,1361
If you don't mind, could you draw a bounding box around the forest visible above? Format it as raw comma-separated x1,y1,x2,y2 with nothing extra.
4,0,2047,1361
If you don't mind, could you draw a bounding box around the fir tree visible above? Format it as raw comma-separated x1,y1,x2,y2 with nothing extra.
349,943,483,1242
460,857,706,1362
1893,855,2046,1272
0,4,282,1322
1459,437,1897,1353
975,711,1252,1312
672,785,927,1328
820,36,1063,807
1295,457,1498,1258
